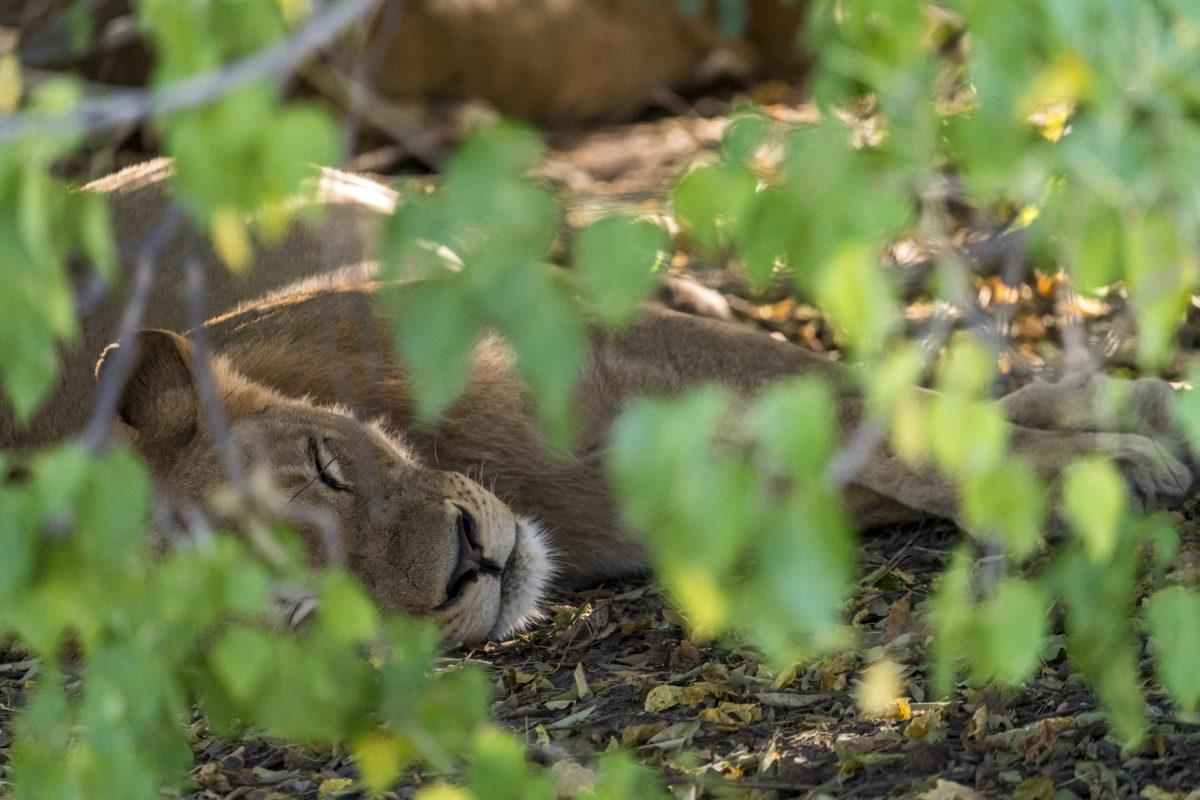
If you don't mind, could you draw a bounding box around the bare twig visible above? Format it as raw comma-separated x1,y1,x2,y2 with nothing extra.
0,0,380,143
298,59,446,169
183,252,246,486
78,205,181,455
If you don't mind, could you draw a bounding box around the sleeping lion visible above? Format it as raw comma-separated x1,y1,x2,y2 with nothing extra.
2,163,1193,643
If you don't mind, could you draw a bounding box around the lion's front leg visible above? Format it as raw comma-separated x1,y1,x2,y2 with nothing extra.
999,374,1182,442
845,423,1193,526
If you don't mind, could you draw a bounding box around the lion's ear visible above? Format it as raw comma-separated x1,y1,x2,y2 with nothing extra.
96,329,200,449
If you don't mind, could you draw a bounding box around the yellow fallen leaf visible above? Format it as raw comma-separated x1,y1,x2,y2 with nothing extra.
415,784,472,800
0,54,21,113
904,710,944,740
644,684,684,712
698,701,762,729
769,663,798,691
1020,52,1091,118
352,733,412,796
681,682,732,707
887,697,912,722
277,0,312,26
919,778,986,800
318,777,354,797
210,206,253,274
856,660,903,716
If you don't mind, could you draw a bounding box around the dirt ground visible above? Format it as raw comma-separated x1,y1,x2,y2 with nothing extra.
6,86,1200,799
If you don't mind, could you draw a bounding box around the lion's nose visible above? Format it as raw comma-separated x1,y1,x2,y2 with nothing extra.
436,505,503,610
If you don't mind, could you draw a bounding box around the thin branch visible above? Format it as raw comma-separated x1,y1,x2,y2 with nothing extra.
184,253,246,486
0,0,380,143
78,205,181,455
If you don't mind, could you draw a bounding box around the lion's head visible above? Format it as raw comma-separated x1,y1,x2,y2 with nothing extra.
97,330,554,643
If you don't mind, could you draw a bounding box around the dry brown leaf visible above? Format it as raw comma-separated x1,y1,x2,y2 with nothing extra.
838,731,897,757
550,759,597,797
668,640,701,670
813,654,857,691
619,722,668,748
698,701,762,729
883,593,912,642
573,663,591,698
681,682,734,707
768,663,798,691
1017,717,1076,762
501,668,537,689
964,703,989,740
904,709,945,740
645,720,701,749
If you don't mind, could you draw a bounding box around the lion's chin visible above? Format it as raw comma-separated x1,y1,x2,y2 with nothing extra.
488,515,556,640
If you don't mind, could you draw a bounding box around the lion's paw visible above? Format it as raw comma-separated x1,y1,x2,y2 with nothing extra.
1100,432,1193,511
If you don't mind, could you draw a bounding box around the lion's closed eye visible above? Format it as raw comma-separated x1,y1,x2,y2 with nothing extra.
309,436,352,492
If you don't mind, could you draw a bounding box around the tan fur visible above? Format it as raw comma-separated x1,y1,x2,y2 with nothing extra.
188,285,1193,584
95,330,551,643
3,164,1194,644
0,159,386,449
363,0,808,124
6,0,807,125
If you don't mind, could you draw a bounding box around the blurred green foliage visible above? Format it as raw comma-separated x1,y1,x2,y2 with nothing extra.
645,0,1200,747
6,0,1200,797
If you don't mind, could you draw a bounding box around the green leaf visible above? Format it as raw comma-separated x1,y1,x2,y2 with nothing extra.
733,186,802,286
466,727,532,800
961,459,1047,557
209,627,274,705
927,396,1008,476
971,579,1047,685
573,215,666,326
379,617,443,727
1051,544,1147,745
672,162,758,255
316,571,380,644
1061,458,1126,562
487,265,587,446
814,241,898,350
381,278,480,423
353,732,413,797
587,752,671,800
719,112,772,164
936,337,994,399
753,493,855,657
260,104,341,201
1144,587,1200,712
1173,368,1200,457
749,376,836,479
926,546,976,696
0,480,35,600
76,189,116,281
